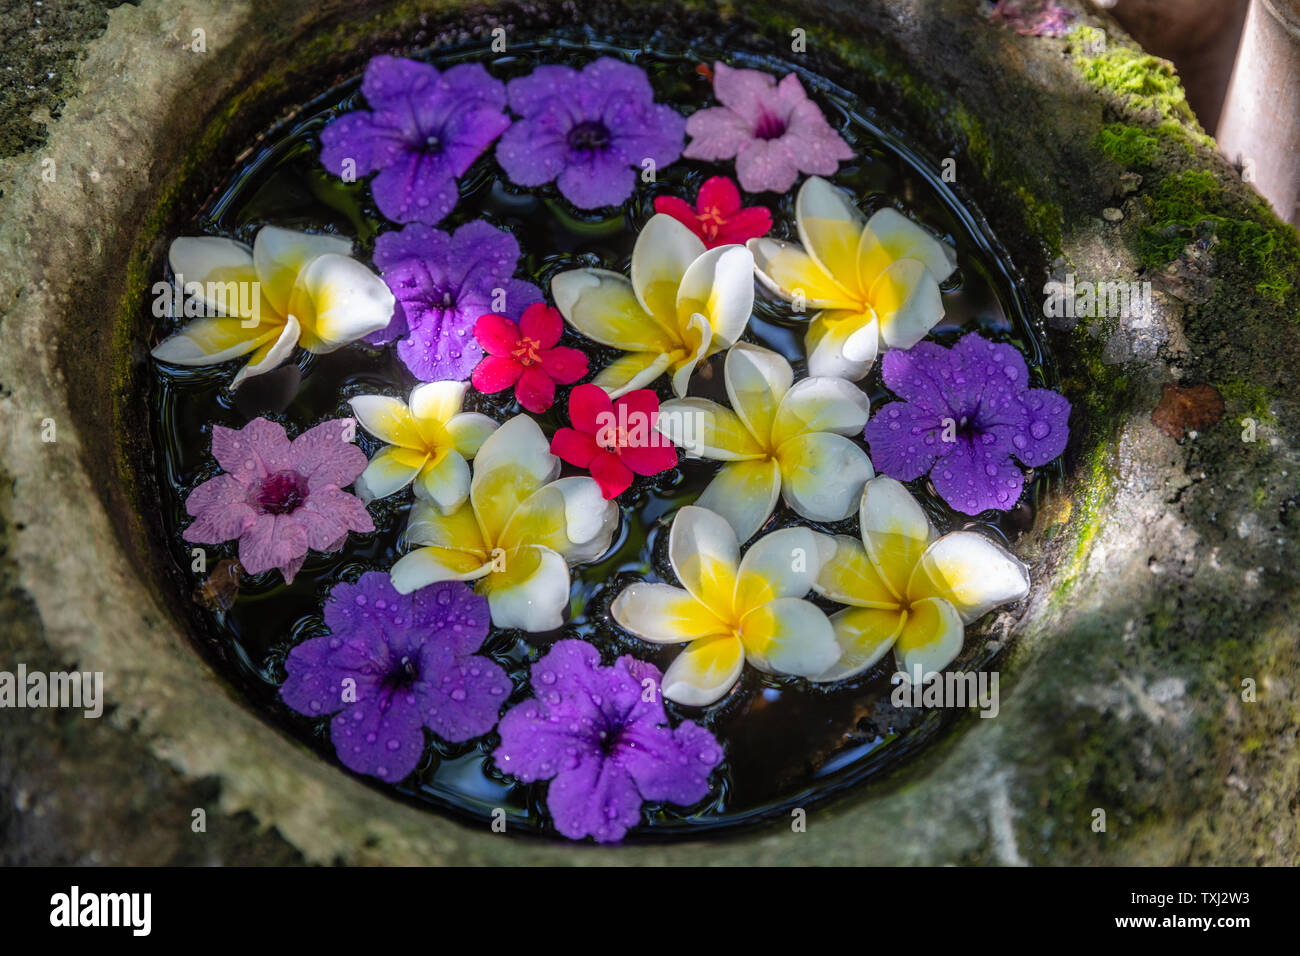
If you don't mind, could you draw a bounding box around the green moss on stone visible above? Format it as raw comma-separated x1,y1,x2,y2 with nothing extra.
1068,26,1200,132
1218,379,1276,424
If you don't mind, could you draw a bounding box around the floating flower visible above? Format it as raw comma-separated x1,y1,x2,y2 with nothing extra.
152,227,395,388
182,417,373,583
390,415,618,631
809,476,1030,680
319,56,509,225
550,384,678,499
657,343,873,543
471,303,589,413
748,176,957,381
611,506,839,706
280,572,510,781
493,640,722,842
552,213,753,398
370,220,543,382
496,57,686,209
683,62,854,195
653,175,772,249
349,381,499,512
863,332,1070,514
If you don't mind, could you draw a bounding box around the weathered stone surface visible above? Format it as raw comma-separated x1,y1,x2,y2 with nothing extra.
1,0,1297,864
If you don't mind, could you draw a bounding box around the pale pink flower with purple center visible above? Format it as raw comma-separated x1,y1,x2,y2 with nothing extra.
493,639,723,843
319,56,510,225
280,572,511,782
864,332,1071,514
368,220,543,382
495,57,686,209
683,62,854,194
182,417,373,582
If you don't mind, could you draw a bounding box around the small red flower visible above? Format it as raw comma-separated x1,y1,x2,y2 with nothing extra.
550,385,678,499
653,175,773,249
472,303,589,413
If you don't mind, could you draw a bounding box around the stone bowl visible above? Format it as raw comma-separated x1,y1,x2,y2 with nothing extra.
2,0,1297,864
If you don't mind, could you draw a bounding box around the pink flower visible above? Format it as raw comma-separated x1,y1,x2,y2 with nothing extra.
684,62,854,194
653,175,772,249
471,303,589,413
550,385,678,499
182,418,373,583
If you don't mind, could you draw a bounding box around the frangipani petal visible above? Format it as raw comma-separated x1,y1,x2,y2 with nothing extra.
631,213,706,322
739,596,839,678
796,176,867,301
859,475,935,600
481,544,571,631
858,207,957,291
470,415,560,541
151,316,278,367
776,431,874,523
500,476,618,565
694,458,782,545
747,237,858,309
445,412,499,457
414,449,471,514
676,243,754,350
409,380,467,426
869,258,944,351
389,545,492,593
734,526,824,609
168,236,266,320
292,253,396,351
594,351,674,399
661,634,746,707
668,505,740,614
805,309,878,381
894,597,965,675
252,226,351,317
551,269,677,352
810,605,907,682
231,314,301,388
610,583,727,644
771,375,872,445
907,531,1030,624
812,533,900,609
724,343,791,446
657,398,765,460
669,313,713,399
349,394,423,449
404,498,487,554
355,445,426,502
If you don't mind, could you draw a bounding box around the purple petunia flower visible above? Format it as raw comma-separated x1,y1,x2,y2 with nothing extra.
280,572,511,782
683,62,854,195
493,640,722,843
319,56,510,225
182,417,374,582
864,332,1071,514
495,57,686,210
369,219,543,382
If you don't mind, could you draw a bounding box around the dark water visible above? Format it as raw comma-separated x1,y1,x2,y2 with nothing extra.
145,35,1062,841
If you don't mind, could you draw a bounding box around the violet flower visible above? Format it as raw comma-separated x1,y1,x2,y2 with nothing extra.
496,57,686,209
319,55,510,225
863,332,1070,514
182,417,373,582
369,220,542,382
280,572,511,781
683,62,854,195
493,640,723,843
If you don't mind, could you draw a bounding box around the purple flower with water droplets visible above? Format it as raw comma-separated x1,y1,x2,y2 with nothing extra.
182,417,373,583
863,332,1070,514
319,56,510,225
369,219,543,382
495,57,686,210
493,639,723,843
280,572,511,782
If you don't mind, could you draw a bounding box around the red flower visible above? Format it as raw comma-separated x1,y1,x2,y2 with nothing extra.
550,385,678,499
472,303,589,413
653,175,773,249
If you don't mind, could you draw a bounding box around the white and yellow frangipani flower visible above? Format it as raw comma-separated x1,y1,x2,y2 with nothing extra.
349,382,499,513
551,213,754,399
747,176,957,382
389,415,618,632
657,342,874,543
809,475,1030,682
611,506,839,706
151,226,395,388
